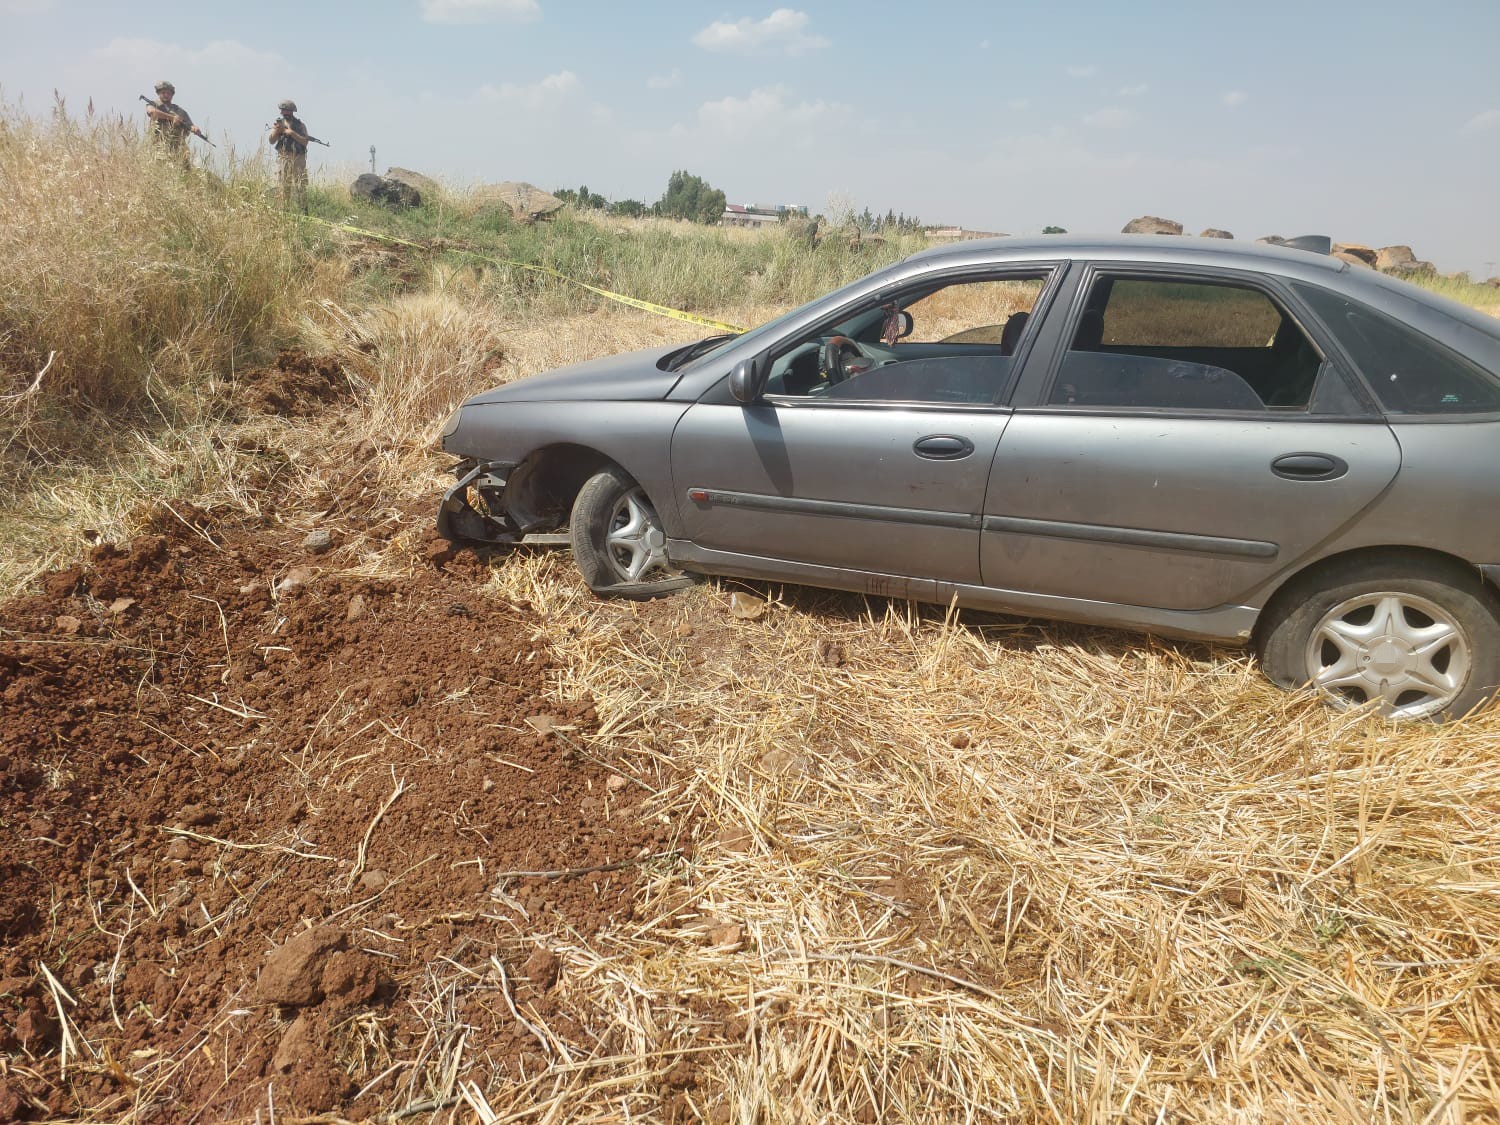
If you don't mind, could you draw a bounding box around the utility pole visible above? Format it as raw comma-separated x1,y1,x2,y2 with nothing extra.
369,146,377,174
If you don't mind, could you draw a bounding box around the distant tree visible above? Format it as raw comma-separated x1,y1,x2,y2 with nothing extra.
656,170,727,224
554,185,608,210
610,198,647,218
1043,225,1068,234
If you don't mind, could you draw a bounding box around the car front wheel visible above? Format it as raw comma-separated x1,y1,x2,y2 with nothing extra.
569,467,686,597
1258,558,1500,721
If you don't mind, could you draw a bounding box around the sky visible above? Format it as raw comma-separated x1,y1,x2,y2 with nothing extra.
4,0,1498,277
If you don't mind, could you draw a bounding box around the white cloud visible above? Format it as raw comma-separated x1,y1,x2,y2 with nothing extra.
1066,64,1097,78
696,85,840,132
420,0,539,24
1118,82,1148,96
1223,90,1248,107
1084,107,1136,128
647,69,681,90
89,36,286,73
693,9,829,55
476,70,577,110
1462,108,1500,132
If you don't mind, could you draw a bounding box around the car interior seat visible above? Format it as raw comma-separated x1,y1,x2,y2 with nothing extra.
999,311,1030,356
1073,309,1106,350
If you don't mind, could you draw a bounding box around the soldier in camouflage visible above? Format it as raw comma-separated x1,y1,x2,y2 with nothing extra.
144,81,202,166
269,99,310,212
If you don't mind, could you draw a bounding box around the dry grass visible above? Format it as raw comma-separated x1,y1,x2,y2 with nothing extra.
448,553,1500,1123
0,102,338,418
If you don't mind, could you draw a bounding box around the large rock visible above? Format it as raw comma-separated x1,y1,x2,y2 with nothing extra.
385,167,442,200
1333,243,1377,266
472,181,565,223
1123,215,1183,235
1199,228,1234,239
1257,234,1286,246
1332,251,1374,269
1376,245,1416,271
1485,277,1500,288
350,173,421,210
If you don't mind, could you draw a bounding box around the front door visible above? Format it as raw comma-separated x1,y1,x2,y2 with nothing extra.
669,272,1052,589
671,399,1011,586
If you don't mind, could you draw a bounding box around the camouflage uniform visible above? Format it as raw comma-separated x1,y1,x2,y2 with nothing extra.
270,100,309,212
147,83,194,166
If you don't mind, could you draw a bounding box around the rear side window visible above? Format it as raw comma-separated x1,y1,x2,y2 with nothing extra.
1098,279,1281,347
1294,283,1500,415
1050,275,1324,411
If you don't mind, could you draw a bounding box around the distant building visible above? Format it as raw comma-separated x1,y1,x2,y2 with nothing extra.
924,226,1007,241
721,202,810,228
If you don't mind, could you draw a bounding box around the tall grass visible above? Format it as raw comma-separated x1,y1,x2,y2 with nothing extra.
0,100,338,424
312,179,925,318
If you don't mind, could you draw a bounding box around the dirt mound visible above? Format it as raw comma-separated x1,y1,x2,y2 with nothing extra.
0,505,681,1120
236,348,353,417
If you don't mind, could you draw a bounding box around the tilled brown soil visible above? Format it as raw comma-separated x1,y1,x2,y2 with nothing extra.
0,502,684,1121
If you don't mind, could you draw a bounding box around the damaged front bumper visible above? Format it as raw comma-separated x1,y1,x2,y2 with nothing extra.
436,460,519,546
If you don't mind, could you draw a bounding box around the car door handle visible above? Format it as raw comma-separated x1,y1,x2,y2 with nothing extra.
1271,452,1348,481
913,435,975,460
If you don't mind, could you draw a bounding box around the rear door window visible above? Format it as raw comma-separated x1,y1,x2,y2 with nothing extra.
1049,275,1325,411
1292,282,1500,415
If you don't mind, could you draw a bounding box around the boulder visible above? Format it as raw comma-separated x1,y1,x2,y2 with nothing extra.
1332,243,1377,266
1485,277,1500,288
384,167,442,199
350,173,421,210
1122,215,1183,235
472,181,565,223
1256,235,1286,245
1332,251,1374,269
1376,245,1416,271
1199,228,1234,239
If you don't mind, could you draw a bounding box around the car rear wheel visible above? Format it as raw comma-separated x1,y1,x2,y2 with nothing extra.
1257,558,1500,721
570,467,684,596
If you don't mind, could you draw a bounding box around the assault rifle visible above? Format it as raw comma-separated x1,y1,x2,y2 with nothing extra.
268,122,330,148
139,95,215,145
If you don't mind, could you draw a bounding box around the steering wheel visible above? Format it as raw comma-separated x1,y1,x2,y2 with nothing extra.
820,335,872,383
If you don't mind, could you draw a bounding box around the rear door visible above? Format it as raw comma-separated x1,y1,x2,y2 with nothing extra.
982,266,1401,611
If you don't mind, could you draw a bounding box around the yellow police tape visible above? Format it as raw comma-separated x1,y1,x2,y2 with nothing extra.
304,216,745,335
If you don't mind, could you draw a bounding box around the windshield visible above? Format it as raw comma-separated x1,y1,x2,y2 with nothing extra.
679,268,900,372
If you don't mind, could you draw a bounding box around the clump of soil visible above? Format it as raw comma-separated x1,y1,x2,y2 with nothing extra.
0,503,683,1120
237,348,353,417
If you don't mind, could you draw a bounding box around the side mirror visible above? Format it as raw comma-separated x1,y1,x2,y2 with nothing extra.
728,358,762,403
893,310,914,340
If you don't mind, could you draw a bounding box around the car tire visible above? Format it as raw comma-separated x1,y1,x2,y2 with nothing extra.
569,467,686,598
1257,555,1500,721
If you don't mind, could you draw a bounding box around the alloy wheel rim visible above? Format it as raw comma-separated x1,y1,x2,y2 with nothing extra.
604,488,671,582
1305,591,1470,719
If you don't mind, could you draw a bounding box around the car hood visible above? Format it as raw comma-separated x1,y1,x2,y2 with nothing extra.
464,343,684,404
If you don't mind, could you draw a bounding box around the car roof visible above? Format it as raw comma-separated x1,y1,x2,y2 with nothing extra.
901,234,1500,365
903,233,1350,279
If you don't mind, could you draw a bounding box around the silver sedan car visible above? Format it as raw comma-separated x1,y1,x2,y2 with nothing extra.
438,235,1500,720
